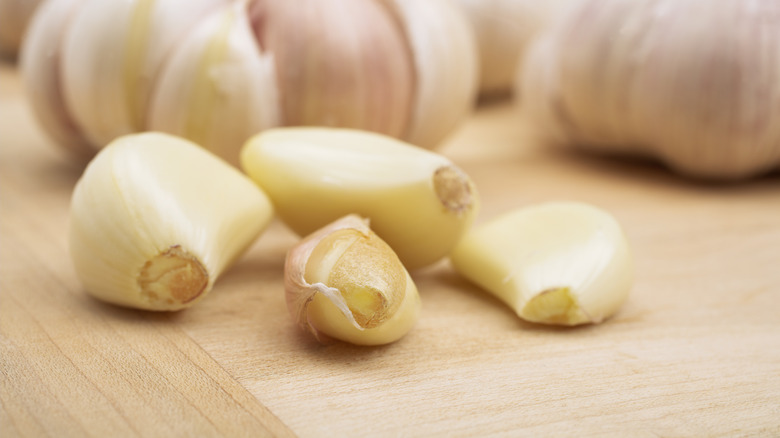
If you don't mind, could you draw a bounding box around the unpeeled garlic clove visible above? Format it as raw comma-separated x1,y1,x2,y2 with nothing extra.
241,127,479,270
69,132,274,311
23,0,477,165
450,202,633,325
22,0,227,153
20,0,92,156
148,0,280,166
285,215,421,345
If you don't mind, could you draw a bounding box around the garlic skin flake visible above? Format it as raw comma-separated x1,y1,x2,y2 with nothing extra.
520,0,780,180
69,132,274,311
241,128,479,270
450,202,633,326
285,215,421,345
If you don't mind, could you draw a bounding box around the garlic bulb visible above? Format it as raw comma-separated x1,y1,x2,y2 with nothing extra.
69,132,274,311
0,0,42,58
22,0,478,165
520,0,780,180
21,0,227,155
454,0,581,95
450,202,633,326
285,215,421,345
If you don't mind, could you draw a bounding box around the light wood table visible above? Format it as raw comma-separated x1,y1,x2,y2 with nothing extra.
2,61,779,437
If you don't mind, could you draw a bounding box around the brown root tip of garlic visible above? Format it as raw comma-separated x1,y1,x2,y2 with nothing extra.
304,228,406,330
433,165,473,214
137,245,208,307
522,287,586,326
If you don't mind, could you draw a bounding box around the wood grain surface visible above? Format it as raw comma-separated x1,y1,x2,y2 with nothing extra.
2,60,779,437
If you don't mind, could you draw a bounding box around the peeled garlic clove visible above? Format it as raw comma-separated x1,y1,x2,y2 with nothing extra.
286,215,421,345
241,127,479,270
20,0,92,156
520,0,780,180
148,0,280,166
450,202,633,325
69,132,274,311
387,0,479,147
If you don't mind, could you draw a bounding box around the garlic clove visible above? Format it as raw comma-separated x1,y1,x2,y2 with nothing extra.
20,0,93,156
69,132,274,311
450,202,633,326
148,0,280,166
22,0,227,152
257,0,414,139
57,0,226,148
285,215,421,345
241,127,479,270
386,0,479,148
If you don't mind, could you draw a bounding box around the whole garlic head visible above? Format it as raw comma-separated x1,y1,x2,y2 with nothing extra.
22,0,478,165
520,0,780,180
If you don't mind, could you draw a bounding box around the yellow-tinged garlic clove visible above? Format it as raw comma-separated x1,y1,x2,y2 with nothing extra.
285,215,421,345
148,0,280,166
386,0,479,148
241,127,479,270
450,202,633,326
69,132,274,311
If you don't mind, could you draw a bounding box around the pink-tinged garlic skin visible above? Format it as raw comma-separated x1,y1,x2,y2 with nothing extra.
22,0,478,164
521,0,780,180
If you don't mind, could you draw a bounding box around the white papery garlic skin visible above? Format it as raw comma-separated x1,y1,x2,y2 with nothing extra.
22,0,226,154
455,0,581,95
520,0,780,180
285,215,421,346
241,127,479,270
450,202,633,326
69,132,273,311
22,0,478,164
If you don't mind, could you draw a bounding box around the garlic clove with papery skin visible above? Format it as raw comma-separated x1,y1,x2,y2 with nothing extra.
148,0,280,166
21,0,227,154
450,202,633,326
285,215,421,345
385,0,479,148
241,127,479,270
20,0,92,157
69,132,274,311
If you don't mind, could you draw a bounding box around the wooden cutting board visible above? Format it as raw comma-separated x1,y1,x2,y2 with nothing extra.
2,61,779,437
